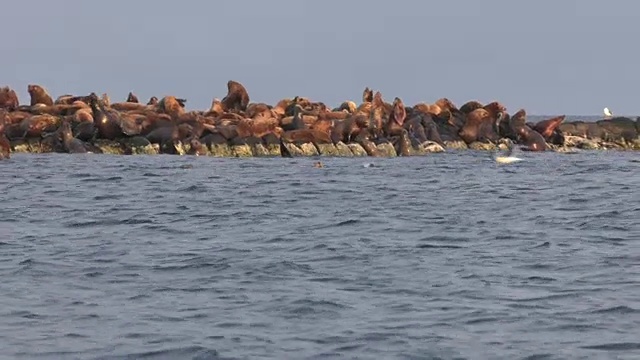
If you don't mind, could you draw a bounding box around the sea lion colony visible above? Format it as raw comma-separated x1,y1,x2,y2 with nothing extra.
1,81,639,160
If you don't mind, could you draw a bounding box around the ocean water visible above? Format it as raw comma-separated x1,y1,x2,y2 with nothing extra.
0,151,639,360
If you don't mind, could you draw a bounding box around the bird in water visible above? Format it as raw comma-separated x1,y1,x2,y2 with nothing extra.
603,107,613,118
313,161,324,168
494,142,523,164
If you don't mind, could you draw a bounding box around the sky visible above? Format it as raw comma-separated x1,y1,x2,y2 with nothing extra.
3,0,639,116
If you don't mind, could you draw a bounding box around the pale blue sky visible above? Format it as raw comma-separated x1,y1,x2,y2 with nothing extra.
3,0,639,115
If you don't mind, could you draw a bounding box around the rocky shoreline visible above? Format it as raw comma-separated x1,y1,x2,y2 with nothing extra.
7,135,640,158
2,81,640,160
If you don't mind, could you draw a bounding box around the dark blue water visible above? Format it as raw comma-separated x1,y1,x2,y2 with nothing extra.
1,151,639,360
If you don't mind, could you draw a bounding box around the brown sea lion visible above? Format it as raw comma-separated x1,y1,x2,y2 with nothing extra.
236,117,281,139
147,96,158,106
458,108,500,144
0,86,19,111
20,114,60,138
27,84,54,106
0,115,10,159
87,92,124,140
533,115,565,145
459,100,484,114
59,120,92,153
509,109,547,151
127,92,139,103
281,129,332,144
221,80,250,112
156,96,185,119
362,87,373,103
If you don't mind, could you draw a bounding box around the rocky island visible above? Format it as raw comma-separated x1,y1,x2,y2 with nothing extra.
1,81,639,160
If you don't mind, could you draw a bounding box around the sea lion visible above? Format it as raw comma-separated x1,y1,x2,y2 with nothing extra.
362,87,373,103
281,129,332,144
0,115,10,159
0,86,19,111
459,100,484,114
127,92,139,103
533,115,565,145
19,114,59,138
87,92,124,140
281,104,307,131
221,80,250,112
27,84,54,106
59,120,92,153
509,109,547,151
156,96,186,119
147,96,158,106
459,107,501,144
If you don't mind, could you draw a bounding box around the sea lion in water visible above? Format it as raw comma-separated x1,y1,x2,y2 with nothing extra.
221,80,250,112
494,143,523,164
27,84,54,106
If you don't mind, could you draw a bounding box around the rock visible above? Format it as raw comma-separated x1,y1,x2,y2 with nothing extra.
315,143,341,156
299,142,319,156
564,136,600,150
252,143,272,157
231,144,253,157
174,141,187,155
121,136,159,155
346,143,367,156
209,143,234,157
94,139,125,155
631,138,640,150
444,140,468,150
283,143,305,156
496,138,515,151
421,141,446,153
10,140,30,153
335,141,354,156
469,141,497,151
376,142,397,157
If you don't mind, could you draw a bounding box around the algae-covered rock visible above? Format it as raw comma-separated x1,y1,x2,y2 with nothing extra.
231,144,253,157
346,143,367,156
10,140,30,153
252,143,272,157
121,136,159,155
421,141,446,153
299,142,319,156
376,142,397,157
283,143,305,156
209,143,234,157
315,143,340,156
94,139,126,155
564,136,600,150
631,138,640,150
444,140,468,150
335,141,354,156
469,141,497,151
174,141,187,155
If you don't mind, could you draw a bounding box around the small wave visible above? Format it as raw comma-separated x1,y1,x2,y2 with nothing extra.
95,346,224,360
590,305,638,314
581,342,640,351
416,243,465,249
